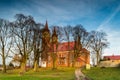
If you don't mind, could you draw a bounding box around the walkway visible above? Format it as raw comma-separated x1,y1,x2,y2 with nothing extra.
75,68,91,80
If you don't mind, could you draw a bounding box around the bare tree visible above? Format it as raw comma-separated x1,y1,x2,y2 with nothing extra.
63,25,72,67
32,23,44,72
72,25,89,67
0,19,13,73
12,14,33,72
51,27,58,69
49,26,64,69
90,31,109,65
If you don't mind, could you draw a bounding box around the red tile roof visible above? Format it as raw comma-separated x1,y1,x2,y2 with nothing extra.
104,55,120,60
57,42,75,51
49,42,89,53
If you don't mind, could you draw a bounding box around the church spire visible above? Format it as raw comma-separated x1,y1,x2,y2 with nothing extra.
45,20,48,30
52,27,58,44
53,27,56,35
52,27,57,37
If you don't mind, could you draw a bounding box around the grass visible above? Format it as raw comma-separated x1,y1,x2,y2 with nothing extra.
83,67,120,80
0,67,75,80
1,67,120,80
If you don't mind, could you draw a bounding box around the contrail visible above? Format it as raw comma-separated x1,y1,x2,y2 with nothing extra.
97,4,120,30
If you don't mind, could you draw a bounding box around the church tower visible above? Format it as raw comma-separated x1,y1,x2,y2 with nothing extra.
42,21,50,45
41,21,51,65
52,27,58,44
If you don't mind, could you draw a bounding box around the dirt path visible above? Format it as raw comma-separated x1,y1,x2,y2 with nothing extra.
75,68,91,80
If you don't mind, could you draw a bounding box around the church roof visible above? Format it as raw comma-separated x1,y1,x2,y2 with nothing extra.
104,55,120,60
49,42,89,53
57,42,75,51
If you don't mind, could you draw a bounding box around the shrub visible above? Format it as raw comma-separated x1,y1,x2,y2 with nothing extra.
9,62,14,68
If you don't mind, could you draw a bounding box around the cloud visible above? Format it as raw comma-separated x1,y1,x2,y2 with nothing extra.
96,3,120,55
102,27,120,56
1,0,119,26
98,4,120,30
27,0,104,25
97,24,120,56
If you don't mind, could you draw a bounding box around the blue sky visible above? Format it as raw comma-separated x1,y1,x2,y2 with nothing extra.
0,0,120,57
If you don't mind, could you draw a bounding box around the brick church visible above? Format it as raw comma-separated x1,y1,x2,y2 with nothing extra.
41,21,90,67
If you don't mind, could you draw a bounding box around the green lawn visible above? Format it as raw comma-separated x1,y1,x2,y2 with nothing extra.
0,68,75,80
83,67,120,80
0,67,120,80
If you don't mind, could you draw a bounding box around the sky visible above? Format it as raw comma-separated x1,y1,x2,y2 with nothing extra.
0,0,120,58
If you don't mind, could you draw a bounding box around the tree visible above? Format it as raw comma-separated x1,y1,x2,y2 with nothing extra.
12,14,33,72
32,23,44,72
47,25,63,69
51,27,58,69
72,24,89,67
0,19,13,73
63,25,72,67
90,31,109,65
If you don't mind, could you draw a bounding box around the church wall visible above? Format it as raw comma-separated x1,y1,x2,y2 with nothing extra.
47,50,90,67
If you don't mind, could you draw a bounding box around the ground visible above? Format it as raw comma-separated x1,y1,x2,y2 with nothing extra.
0,68,75,80
83,67,120,80
0,67,120,80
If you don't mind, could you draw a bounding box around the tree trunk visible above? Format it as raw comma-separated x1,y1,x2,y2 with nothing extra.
72,59,75,67
52,44,57,70
67,41,70,67
52,56,56,70
67,52,70,67
2,47,6,73
20,58,26,72
46,58,48,68
96,51,99,65
34,60,39,72
53,60,55,69
2,56,6,73
33,49,39,72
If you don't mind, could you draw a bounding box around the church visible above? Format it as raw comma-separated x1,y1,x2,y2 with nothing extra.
40,21,90,68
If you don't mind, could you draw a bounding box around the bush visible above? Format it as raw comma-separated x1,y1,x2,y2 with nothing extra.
9,62,14,69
